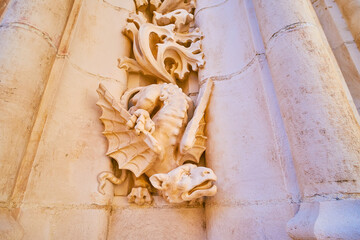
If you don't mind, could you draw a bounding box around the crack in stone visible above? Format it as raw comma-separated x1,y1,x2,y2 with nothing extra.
344,40,356,45
195,0,229,18
4,200,203,211
303,192,360,202
0,22,57,50
105,207,112,240
102,0,132,12
111,204,203,210
332,41,356,52
205,197,300,208
65,55,126,84
199,53,265,85
8,202,112,211
266,22,318,49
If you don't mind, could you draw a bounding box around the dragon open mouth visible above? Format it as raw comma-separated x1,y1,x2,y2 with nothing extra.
180,171,218,201
188,180,215,195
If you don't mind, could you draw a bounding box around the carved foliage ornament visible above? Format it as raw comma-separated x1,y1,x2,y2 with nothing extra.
97,0,217,204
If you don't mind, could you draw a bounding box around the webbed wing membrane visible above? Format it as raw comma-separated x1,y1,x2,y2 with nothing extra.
97,84,158,177
179,79,213,164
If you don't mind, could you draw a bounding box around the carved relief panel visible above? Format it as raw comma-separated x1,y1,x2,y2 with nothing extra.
97,0,217,204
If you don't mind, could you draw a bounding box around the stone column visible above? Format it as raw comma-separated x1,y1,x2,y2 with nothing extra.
197,0,300,239
252,0,360,239
0,0,74,203
13,0,132,238
312,0,360,115
335,0,360,49
0,0,74,238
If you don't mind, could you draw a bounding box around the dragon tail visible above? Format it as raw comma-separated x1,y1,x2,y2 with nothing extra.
97,169,128,195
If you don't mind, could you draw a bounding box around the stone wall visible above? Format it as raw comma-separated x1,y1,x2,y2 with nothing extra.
0,0,359,239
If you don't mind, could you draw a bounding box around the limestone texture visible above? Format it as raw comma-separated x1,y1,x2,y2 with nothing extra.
0,0,360,239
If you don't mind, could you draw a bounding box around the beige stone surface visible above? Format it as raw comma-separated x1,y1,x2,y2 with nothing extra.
287,199,360,239
9,0,84,208
313,0,360,114
21,60,114,205
312,0,354,49
2,0,74,47
197,1,301,239
253,0,360,238
265,26,360,197
0,209,23,240
0,0,359,239
67,0,133,85
0,28,55,201
108,197,205,240
204,57,299,239
195,0,255,80
0,0,74,203
336,0,360,49
103,0,134,11
332,41,360,113
18,0,131,207
14,0,132,238
18,206,108,240
206,67,292,203
195,0,227,15
253,0,319,44
206,203,298,240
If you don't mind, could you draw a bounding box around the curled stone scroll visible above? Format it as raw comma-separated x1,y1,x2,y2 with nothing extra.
96,0,217,205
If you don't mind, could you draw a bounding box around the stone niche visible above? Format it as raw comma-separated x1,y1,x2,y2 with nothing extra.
96,0,218,205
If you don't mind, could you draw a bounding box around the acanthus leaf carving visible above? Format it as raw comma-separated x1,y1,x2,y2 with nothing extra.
153,9,194,33
155,0,196,14
119,9,204,84
134,0,196,14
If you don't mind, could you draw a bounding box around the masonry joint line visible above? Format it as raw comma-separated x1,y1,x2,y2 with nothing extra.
266,22,317,48
199,52,265,85
0,22,57,50
102,0,132,12
194,0,229,18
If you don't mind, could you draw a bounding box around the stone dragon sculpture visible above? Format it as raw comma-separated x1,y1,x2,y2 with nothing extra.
96,0,217,204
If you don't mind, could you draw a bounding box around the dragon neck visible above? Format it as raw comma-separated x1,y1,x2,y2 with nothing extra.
155,84,190,131
149,84,192,171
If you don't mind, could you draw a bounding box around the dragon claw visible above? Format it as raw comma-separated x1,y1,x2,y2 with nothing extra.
127,109,155,135
126,115,137,128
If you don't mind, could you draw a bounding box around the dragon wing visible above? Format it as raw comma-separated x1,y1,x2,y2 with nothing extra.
178,79,213,165
96,83,158,177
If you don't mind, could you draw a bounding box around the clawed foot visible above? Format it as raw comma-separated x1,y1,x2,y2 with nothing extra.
127,187,153,205
126,109,155,135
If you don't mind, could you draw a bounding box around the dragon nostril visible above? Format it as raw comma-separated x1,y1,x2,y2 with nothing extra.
203,170,210,175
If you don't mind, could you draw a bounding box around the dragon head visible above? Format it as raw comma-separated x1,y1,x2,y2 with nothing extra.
149,163,217,203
